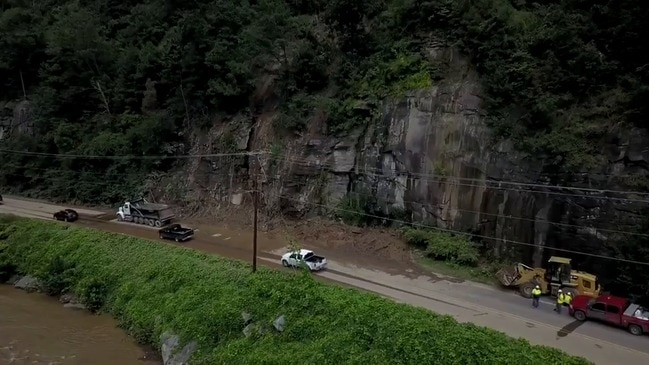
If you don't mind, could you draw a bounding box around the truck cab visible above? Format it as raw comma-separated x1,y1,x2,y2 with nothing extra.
570,294,648,336
544,256,600,297
118,202,133,216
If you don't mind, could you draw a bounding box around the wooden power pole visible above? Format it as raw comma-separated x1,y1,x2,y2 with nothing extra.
252,175,258,273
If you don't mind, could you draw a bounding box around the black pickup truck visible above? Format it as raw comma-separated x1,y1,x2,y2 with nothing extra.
158,224,194,242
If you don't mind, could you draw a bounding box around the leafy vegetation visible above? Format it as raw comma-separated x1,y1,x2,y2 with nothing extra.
401,228,480,266
401,227,504,283
2,0,648,203
0,216,591,364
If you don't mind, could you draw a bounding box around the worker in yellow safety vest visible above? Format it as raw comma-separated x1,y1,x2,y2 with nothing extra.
564,292,573,310
531,285,542,308
554,289,565,314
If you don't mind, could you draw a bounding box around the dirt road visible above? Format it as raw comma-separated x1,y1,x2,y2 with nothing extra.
1,196,648,364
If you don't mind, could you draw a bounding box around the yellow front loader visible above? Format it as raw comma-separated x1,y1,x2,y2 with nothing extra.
496,256,601,298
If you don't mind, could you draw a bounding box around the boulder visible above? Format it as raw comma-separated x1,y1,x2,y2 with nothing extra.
243,323,255,338
273,315,286,332
63,303,87,310
60,293,80,304
242,311,253,325
160,331,197,365
14,275,41,292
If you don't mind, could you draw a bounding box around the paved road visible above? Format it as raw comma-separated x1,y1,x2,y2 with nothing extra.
1,196,648,364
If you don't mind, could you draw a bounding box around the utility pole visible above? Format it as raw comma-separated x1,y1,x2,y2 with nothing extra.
252,173,258,273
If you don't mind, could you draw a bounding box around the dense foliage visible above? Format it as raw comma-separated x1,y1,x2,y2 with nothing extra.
0,216,591,364
401,228,480,266
1,0,648,202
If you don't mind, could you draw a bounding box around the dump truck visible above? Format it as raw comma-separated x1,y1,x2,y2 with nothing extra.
496,256,602,299
116,198,175,227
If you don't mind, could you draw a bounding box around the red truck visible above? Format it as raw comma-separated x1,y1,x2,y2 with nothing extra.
569,294,649,336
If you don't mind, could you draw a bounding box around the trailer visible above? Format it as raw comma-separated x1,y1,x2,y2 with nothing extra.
116,198,175,227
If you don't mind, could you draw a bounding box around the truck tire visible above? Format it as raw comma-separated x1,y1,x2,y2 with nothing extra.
135,217,141,224
519,282,536,298
155,220,162,227
147,219,154,226
117,215,123,222
629,324,643,336
573,310,586,321
282,260,289,267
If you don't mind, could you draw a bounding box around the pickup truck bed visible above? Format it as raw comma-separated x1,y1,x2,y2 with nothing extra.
158,224,194,242
570,294,648,336
305,255,325,263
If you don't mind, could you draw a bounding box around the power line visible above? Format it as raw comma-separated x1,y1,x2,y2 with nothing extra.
2,166,647,264
0,148,267,159
4,147,648,201
274,155,649,197
272,155,649,204
5,165,649,239
272,193,649,266
5,165,646,239
339,190,649,238
4,147,646,197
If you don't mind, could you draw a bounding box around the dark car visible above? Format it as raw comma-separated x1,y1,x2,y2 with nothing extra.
158,223,194,242
53,209,79,222
0,193,3,204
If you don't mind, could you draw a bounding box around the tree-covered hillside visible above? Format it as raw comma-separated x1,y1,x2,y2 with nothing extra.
1,0,648,203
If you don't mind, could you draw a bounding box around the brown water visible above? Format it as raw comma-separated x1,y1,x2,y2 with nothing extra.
0,285,161,365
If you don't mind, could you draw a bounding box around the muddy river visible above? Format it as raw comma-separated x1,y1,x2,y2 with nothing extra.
0,285,161,365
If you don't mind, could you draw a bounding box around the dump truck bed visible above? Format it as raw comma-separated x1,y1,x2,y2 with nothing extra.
133,202,170,211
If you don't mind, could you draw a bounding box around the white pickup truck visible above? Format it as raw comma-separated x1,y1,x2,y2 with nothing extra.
281,249,327,271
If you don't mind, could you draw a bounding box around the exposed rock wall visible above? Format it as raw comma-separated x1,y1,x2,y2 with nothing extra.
263,47,648,266
154,47,649,266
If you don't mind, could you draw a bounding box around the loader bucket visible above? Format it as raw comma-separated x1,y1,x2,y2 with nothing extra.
496,266,518,287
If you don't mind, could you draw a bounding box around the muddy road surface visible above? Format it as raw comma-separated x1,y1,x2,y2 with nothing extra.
0,285,159,365
1,196,648,365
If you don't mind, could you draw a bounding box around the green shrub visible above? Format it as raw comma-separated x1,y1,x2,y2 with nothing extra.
0,216,590,365
335,194,373,227
77,276,109,313
402,228,480,266
38,255,77,296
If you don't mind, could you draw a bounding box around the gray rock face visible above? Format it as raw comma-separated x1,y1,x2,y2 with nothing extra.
267,47,649,265
160,44,648,266
14,275,41,292
160,332,197,365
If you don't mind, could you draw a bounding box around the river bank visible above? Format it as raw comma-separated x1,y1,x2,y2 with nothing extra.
0,215,592,364
0,284,160,365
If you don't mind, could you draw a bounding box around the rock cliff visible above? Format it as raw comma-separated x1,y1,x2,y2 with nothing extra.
168,45,648,266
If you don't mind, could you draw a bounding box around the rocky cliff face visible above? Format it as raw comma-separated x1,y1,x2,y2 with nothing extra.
179,46,647,267
133,46,649,267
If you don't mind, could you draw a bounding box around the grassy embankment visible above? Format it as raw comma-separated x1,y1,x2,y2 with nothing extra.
0,216,590,365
